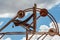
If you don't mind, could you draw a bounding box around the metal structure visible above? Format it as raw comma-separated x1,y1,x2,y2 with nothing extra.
0,4,60,40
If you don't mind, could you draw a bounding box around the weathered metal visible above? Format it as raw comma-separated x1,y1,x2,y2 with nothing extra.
0,4,59,40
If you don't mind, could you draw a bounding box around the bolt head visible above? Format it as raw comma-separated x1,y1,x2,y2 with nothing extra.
17,10,25,18
48,28,56,36
40,9,48,17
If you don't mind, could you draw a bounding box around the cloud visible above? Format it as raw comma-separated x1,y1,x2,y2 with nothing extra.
0,13,16,18
0,37,11,40
0,0,60,18
0,21,4,26
37,0,60,9
51,35,60,40
5,38,11,40
21,22,60,40
39,25,49,32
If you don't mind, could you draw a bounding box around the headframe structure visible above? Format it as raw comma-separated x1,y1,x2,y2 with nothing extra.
0,4,60,40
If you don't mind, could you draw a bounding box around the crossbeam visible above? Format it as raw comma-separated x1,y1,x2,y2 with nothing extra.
0,32,47,35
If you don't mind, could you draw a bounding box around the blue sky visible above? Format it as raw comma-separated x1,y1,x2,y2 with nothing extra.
0,0,60,40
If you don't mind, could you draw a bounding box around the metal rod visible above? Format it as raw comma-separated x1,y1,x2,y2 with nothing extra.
0,32,47,35
49,13,59,34
22,14,33,23
27,15,41,29
26,29,28,40
33,4,36,32
0,34,5,39
0,15,18,31
29,33,35,40
42,34,47,40
37,33,45,40
48,13,59,34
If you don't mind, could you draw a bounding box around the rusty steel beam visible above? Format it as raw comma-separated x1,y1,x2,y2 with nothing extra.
22,14,33,23
33,4,36,32
0,32,48,35
0,16,18,31
48,13,59,34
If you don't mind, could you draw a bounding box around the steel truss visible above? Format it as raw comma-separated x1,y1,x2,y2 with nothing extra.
0,4,60,40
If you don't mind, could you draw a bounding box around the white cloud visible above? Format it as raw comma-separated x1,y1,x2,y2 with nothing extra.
37,0,60,9
0,13,16,18
5,38,11,40
51,35,60,40
0,0,60,18
0,37,11,40
0,21,4,26
21,37,26,40
21,22,60,40
0,12,32,18
39,25,49,32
